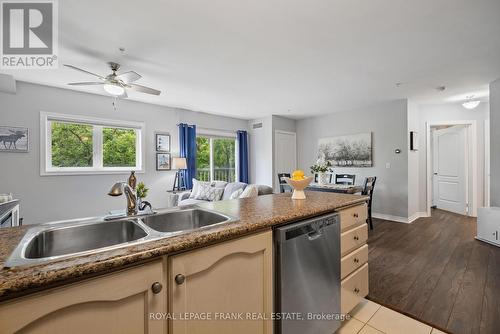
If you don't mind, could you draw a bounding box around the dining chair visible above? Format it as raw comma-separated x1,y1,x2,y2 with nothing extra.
335,174,356,185
362,177,377,230
277,173,292,193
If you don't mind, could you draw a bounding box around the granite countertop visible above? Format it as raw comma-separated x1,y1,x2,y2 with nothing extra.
0,192,368,301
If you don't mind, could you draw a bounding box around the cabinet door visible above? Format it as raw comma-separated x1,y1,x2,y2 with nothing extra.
169,231,273,334
0,260,165,334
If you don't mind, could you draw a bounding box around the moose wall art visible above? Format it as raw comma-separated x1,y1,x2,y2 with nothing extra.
0,126,29,152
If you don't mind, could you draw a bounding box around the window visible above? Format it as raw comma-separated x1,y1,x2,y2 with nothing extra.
41,112,144,175
196,135,237,182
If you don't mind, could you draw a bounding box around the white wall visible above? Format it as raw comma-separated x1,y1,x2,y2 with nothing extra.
416,102,489,214
248,115,296,189
0,82,248,224
272,116,296,191
297,100,409,219
248,116,273,186
491,78,500,206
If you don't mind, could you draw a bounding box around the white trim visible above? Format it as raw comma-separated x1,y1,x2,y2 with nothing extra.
425,120,478,217
40,111,145,176
408,211,429,223
485,119,491,207
373,211,428,224
274,130,297,191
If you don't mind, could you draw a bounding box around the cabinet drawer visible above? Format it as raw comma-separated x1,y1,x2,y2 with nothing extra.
341,263,369,314
341,224,368,256
340,204,368,232
341,244,368,279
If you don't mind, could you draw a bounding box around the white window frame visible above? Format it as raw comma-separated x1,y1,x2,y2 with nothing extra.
40,111,145,175
197,129,238,182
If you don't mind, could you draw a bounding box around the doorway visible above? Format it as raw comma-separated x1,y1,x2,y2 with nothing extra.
426,121,478,217
274,131,297,192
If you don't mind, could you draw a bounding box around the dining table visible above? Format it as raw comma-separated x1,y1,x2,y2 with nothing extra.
306,183,363,194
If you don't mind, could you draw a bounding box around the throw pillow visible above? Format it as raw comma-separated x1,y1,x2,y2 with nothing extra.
229,188,244,199
222,182,247,200
189,179,213,199
193,183,224,201
239,184,259,198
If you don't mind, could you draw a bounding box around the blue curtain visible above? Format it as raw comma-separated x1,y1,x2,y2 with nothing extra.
178,123,196,189
237,130,249,183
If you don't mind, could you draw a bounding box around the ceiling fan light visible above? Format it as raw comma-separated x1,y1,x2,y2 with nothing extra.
462,100,480,110
103,83,125,96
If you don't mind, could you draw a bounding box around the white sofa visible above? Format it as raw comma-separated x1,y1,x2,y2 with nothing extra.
178,181,273,206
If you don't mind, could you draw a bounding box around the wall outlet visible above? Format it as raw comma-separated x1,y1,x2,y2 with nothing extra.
386,162,391,169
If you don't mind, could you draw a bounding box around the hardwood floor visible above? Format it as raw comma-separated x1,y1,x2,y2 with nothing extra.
367,209,500,334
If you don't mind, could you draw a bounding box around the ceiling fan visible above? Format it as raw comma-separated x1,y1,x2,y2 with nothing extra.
64,62,161,98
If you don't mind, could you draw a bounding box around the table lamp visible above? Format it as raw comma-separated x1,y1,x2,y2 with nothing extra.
172,157,187,191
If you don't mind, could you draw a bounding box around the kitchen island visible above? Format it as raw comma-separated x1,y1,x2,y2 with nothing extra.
0,192,369,334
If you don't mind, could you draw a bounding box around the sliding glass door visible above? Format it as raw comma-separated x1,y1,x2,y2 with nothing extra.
196,136,236,182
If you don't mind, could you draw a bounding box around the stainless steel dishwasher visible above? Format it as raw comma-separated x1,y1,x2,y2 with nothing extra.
275,212,341,334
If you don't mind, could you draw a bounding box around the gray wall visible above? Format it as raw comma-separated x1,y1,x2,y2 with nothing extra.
491,78,500,206
296,100,409,218
0,82,248,224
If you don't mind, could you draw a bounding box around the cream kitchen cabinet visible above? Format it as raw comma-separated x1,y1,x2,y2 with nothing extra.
338,203,369,315
0,260,165,334
168,230,273,334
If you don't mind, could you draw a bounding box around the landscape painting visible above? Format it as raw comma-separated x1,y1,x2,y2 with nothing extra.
318,132,372,167
0,126,29,152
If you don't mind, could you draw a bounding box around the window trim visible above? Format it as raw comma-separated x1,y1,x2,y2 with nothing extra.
196,131,238,182
40,111,145,176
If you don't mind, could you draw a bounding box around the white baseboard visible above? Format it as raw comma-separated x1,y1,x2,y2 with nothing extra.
408,211,429,223
373,211,428,224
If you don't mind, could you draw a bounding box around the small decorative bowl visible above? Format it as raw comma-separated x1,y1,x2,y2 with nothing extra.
284,176,313,200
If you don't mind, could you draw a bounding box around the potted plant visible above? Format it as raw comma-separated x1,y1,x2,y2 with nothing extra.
136,182,149,208
310,160,332,185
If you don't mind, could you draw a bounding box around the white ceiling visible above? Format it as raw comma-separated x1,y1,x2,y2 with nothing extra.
3,0,500,119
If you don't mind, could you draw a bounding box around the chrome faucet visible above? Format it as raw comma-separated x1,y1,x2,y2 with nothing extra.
108,182,138,216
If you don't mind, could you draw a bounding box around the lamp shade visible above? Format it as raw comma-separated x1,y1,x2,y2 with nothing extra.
172,157,187,170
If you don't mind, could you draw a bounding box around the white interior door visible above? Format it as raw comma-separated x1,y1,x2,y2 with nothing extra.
432,125,468,215
274,131,297,192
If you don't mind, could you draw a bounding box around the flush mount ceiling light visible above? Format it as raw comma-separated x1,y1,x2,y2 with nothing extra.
462,95,481,110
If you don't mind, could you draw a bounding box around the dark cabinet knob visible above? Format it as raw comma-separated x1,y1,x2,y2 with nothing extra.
354,288,360,294
175,274,186,285
353,213,359,218
354,235,359,241
151,282,163,294
354,258,359,263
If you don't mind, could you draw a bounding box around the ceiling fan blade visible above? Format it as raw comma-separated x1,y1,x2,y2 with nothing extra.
64,64,105,80
68,82,104,86
116,71,141,83
128,83,161,96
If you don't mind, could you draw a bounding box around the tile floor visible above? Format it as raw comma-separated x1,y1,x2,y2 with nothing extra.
337,299,448,334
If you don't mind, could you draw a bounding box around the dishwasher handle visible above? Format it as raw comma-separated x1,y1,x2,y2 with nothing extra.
275,213,339,243
307,230,323,241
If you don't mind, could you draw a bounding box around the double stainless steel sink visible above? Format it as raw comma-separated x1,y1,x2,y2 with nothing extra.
5,208,237,268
